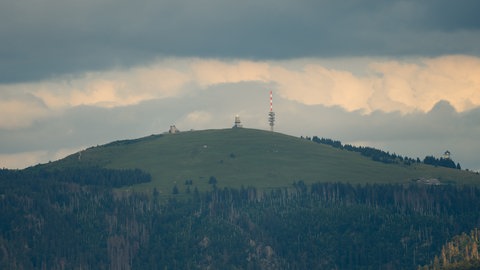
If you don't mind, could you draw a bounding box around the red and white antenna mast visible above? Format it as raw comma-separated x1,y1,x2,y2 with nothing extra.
270,91,273,112
268,91,276,132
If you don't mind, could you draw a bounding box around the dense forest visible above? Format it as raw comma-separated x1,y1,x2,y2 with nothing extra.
1,166,480,269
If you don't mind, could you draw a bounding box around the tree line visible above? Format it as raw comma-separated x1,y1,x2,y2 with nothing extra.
0,166,151,189
306,136,462,169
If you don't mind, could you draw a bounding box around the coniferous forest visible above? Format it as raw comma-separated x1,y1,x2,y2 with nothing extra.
1,167,480,269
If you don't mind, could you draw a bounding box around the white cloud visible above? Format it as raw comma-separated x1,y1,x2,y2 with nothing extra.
369,55,480,112
185,55,480,114
191,59,271,87
270,64,375,112
33,63,191,109
268,56,480,114
178,110,215,130
0,91,50,129
0,151,48,169
0,146,85,169
1,55,480,131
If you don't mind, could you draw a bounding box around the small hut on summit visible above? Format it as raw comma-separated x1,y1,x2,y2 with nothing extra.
169,125,180,134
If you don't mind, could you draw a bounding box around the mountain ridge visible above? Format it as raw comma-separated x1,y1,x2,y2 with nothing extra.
41,128,480,193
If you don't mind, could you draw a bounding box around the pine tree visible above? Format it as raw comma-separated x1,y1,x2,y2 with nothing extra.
172,185,179,194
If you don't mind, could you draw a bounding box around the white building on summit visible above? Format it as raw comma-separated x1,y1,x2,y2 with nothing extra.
233,115,243,128
169,125,180,133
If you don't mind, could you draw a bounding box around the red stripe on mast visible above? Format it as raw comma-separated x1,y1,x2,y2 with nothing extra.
270,90,273,112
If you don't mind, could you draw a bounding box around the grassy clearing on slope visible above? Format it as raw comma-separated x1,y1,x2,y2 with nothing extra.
50,128,480,195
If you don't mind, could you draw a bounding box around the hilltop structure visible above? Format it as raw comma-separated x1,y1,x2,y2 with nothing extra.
233,115,243,128
168,125,180,134
268,91,276,132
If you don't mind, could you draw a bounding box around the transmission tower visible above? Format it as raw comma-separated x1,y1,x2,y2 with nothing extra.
268,91,276,132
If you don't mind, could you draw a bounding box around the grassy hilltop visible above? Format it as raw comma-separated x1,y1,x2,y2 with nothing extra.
50,128,480,194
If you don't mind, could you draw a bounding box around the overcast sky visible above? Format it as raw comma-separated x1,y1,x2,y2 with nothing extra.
1,0,480,172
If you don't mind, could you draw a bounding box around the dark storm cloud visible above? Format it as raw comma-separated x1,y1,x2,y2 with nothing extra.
1,0,479,82
414,0,480,31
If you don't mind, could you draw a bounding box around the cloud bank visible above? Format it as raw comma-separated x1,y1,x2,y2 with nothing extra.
1,55,480,171
1,55,479,130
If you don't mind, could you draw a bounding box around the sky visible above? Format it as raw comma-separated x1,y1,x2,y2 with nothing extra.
1,0,480,171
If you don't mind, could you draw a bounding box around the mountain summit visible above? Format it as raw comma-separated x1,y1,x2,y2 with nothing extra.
47,128,480,193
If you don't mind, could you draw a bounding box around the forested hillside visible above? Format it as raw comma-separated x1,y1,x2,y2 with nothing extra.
2,166,480,269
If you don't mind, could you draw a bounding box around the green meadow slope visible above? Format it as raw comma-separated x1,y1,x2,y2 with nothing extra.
49,128,480,194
